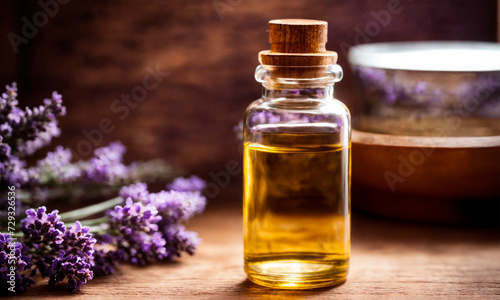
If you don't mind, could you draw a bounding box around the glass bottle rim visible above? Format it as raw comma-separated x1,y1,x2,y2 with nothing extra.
255,64,343,87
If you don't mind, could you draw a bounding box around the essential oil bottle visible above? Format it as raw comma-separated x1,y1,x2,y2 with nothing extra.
243,19,351,289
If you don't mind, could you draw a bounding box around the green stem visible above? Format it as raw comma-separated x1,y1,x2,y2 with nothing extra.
59,197,123,221
11,232,23,238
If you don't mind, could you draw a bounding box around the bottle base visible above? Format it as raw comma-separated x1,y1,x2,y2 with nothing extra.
245,255,348,290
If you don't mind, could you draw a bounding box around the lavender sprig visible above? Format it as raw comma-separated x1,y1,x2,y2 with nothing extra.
0,83,66,156
21,207,66,247
49,250,93,293
83,142,128,183
62,221,97,264
91,248,119,277
0,233,35,293
90,179,206,267
19,207,96,292
23,143,176,203
167,175,206,192
108,198,161,235
3,175,206,293
0,83,176,211
105,178,206,265
0,82,206,294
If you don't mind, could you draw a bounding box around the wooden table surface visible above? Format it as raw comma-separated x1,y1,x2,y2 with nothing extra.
13,203,500,299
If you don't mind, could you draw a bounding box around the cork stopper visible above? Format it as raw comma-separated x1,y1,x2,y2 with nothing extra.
259,19,338,67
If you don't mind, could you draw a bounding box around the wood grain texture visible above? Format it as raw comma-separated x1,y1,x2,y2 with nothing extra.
12,203,500,299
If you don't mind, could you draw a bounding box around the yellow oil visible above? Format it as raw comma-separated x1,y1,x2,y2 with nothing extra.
243,132,350,289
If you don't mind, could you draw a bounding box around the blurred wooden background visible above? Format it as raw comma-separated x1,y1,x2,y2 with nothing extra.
0,0,497,202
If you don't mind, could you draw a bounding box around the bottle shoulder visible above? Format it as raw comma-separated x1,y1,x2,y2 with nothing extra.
245,98,350,120
244,97,351,141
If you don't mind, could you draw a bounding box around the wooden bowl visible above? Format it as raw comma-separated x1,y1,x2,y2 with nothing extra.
352,130,500,224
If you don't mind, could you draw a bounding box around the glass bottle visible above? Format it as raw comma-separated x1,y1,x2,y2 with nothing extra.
243,19,351,289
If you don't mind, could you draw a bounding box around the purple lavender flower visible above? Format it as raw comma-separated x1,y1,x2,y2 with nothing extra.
119,182,149,203
111,184,206,264
163,224,201,259
0,155,29,189
19,207,97,292
21,207,66,278
114,231,167,266
91,249,120,277
167,175,206,192
0,233,35,293
83,142,128,183
45,91,66,116
49,250,93,293
0,84,66,156
7,107,23,124
106,197,167,264
61,221,96,263
0,82,67,210
16,121,62,156
107,197,167,265
0,81,207,293
119,182,207,221
0,83,18,109
95,141,126,162
0,124,12,139
21,207,66,246
108,198,161,234
0,138,11,161
147,190,206,224
36,146,72,170
0,82,172,205
28,146,81,184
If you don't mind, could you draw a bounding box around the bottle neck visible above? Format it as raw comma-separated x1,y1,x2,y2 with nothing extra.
262,85,334,101
255,64,343,101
